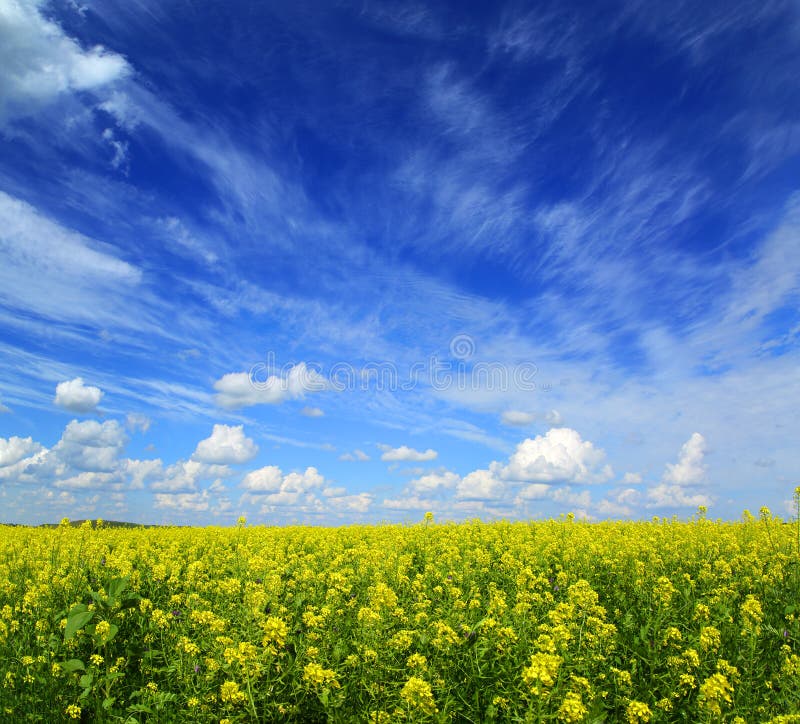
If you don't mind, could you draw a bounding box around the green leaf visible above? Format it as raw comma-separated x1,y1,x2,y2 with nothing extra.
102,697,116,710
61,659,86,673
79,673,94,688
108,577,129,601
65,610,94,640
127,704,153,714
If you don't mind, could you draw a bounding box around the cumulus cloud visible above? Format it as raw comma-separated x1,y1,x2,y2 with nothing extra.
240,466,328,511
0,418,164,493
0,0,130,124
339,449,370,462
500,428,613,484
241,465,284,492
381,428,612,515
214,363,328,409
300,406,324,417
408,471,459,494
383,495,438,510
150,459,231,492
623,472,643,484
647,484,710,508
325,492,373,513
379,444,438,462
53,419,127,472
0,435,42,467
647,433,711,508
662,432,707,485
154,490,211,513
54,377,103,413
501,410,536,426
516,482,552,500
192,424,258,465
456,468,506,500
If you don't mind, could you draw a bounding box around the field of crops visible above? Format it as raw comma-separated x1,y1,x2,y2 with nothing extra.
1,508,799,723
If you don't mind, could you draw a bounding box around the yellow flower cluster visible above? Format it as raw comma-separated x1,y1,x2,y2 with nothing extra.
0,510,797,721
400,676,437,715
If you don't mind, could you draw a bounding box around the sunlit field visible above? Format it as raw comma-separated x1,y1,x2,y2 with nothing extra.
1,507,799,723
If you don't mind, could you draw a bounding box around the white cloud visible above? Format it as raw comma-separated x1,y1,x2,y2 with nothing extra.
0,191,142,327
500,428,613,484
54,377,103,413
327,493,373,513
241,466,327,511
150,459,230,492
544,410,564,426
383,495,438,511
102,127,129,171
551,486,592,509
408,471,459,494
646,433,710,509
516,483,552,500
0,419,164,492
339,449,370,462
282,467,325,493
379,444,438,462
124,458,161,489
0,435,42,467
456,468,506,500
214,363,328,409
623,472,643,484
501,410,536,426
0,398,10,413
192,424,258,465
662,432,707,485
241,465,284,492
53,419,127,472
0,0,130,124
126,413,151,433
596,499,634,517
154,490,211,513
647,483,711,508
54,470,118,490
300,406,324,417
501,409,563,427
322,485,347,497
616,488,641,506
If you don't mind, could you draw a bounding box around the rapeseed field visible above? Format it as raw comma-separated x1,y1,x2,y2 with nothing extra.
1,506,799,722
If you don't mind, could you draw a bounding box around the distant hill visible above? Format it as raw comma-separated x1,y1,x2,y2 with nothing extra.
36,519,155,529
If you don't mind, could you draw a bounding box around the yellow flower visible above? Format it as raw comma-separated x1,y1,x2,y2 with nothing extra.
558,691,588,722
522,652,562,694
626,700,652,723
699,673,734,716
700,626,721,652
406,653,428,670
220,680,246,705
400,676,437,715
303,662,339,689
65,704,81,719
741,595,763,635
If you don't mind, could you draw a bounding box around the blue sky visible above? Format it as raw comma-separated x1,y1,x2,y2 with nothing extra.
0,0,798,525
